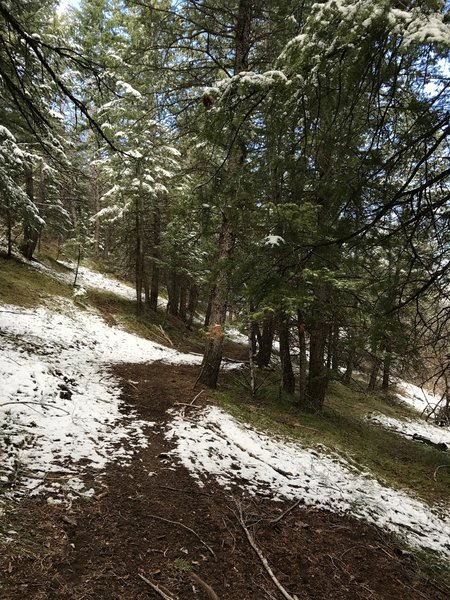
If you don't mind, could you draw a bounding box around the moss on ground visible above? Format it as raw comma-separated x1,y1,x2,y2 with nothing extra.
0,256,71,307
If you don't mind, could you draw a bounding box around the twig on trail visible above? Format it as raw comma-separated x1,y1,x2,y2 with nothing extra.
147,513,216,560
433,464,450,481
190,389,205,405
158,485,211,497
138,573,177,599
0,401,70,415
189,572,220,600
233,499,299,600
269,499,302,525
174,402,203,409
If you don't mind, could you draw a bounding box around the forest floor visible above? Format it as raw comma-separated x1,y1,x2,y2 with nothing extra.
1,361,449,600
1,252,450,599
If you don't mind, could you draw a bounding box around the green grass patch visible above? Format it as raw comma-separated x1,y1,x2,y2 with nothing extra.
0,256,71,308
215,371,450,506
86,288,205,350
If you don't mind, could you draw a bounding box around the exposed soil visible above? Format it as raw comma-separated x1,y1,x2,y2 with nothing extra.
0,362,448,600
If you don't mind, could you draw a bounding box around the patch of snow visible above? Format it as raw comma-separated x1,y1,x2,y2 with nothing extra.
0,301,201,498
166,406,450,561
263,235,285,247
367,413,450,447
226,327,248,345
396,380,442,414
57,261,138,300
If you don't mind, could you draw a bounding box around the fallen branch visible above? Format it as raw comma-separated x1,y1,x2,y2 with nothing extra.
234,500,298,600
147,513,216,560
0,401,71,415
138,573,176,599
433,464,450,481
189,572,220,600
269,499,302,526
190,389,205,405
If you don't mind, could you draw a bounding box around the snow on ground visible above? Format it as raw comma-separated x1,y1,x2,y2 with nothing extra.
367,413,450,447
166,406,450,561
0,301,201,498
56,260,138,300
395,380,442,414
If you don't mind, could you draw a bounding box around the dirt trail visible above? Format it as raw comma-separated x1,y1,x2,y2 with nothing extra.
0,362,448,599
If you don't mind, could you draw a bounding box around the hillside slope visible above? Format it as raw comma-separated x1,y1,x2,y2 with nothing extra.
0,255,449,599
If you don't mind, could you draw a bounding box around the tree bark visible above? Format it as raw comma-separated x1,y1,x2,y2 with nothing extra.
21,166,39,261
187,283,199,329
367,356,381,391
198,214,234,388
278,309,295,394
135,160,147,314
297,310,307,405
167,271,180,317
256,312,274,367
179,279,188,323
149,204,161,311
304,282,329,412
199,0,252,388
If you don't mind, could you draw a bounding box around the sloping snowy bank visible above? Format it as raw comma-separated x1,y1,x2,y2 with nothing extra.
367,413,450,447
396,380,442,414
0,301,201,497
166,406,450,560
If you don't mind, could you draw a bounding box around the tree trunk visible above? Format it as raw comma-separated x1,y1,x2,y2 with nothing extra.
305,322,328,411
382,344,392,391
204,285,216,327
297,310,307,406
278,309,295,394
21,166,39,261
199,0,251,388
187,284,199,329
367,357,381,391
343,342,355,385
149,204,161,311
135,195,145,314
304,282,329,412
256,312,274,367
179,280,188,323
198,215,234,388
167,272,180,317
331,322,339,372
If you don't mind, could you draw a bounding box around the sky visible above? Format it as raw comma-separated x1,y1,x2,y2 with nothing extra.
57,0,81,15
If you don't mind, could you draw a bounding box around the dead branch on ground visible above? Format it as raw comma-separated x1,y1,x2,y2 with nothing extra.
147,513,216,560
233,499,299,600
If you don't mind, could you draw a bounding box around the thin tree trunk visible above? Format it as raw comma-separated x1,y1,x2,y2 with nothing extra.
21,165,39,261
297,310,307,406
199,0,251,388
278,309,295,394
382,343,392,391
331,322,339,372
256,312,274,367
198,215,234,388
304,282,329,412
167,272,180,317
204,285,216,327
149,204,161,311
6,196,12,259
187,284,199,329
179,280,188,323
73,245,82,287
343,342,355,385
135,167,145,314
248,319,257,397
367,357,381,391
